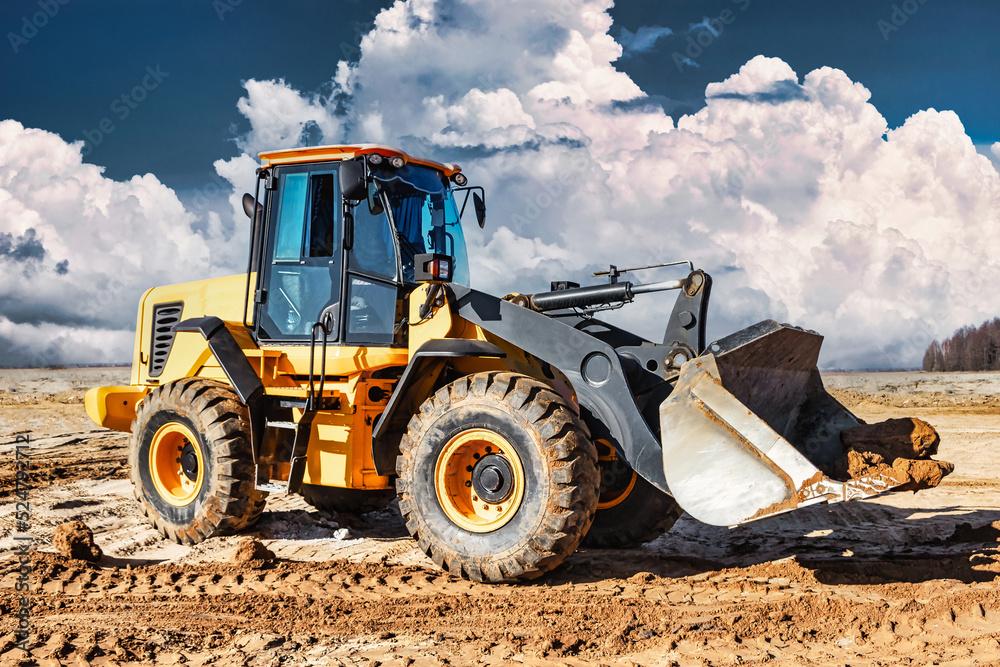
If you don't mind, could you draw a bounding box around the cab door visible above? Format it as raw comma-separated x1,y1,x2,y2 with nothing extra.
255,164,343,342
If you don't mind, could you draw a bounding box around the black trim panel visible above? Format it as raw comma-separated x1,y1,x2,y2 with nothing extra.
148,302,184,378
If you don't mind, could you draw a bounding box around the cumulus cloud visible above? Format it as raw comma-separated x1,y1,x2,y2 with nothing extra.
705,57,808,104
234,78,343,158
218,0,1000,369
4,0,999,371
0,120,242,366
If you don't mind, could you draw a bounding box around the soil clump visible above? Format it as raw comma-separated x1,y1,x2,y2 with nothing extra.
52,519,103,562
230,537,275,566
827,417,954,491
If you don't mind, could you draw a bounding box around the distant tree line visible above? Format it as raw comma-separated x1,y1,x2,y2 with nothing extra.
923,318,1000,371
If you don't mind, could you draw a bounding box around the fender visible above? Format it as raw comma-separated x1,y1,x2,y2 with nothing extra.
172,316,267,461
172,317,264,403
371,338,505,475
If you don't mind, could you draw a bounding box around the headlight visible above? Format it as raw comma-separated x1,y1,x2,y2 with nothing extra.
451,172,468,186
367,153,383,165
388,155,405,169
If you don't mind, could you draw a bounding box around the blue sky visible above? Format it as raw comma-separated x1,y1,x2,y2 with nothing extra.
2,0,999,369
616,1,1000,148
3,0,996,189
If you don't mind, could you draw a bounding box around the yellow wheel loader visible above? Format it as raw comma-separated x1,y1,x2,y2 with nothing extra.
86,145,920,582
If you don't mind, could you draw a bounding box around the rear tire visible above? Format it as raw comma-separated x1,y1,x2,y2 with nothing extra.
396,372,599,583
300,485,396,514
130,378,267,545
581,444,682,548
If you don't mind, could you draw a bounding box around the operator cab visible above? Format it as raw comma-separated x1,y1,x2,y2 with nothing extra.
247,146,478,347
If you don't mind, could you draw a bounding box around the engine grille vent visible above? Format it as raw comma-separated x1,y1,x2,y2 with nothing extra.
148,302,183,378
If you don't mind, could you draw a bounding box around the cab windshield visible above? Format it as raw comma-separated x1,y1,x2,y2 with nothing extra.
373,163,471,287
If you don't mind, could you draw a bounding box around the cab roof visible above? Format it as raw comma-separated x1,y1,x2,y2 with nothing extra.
257,144,461,178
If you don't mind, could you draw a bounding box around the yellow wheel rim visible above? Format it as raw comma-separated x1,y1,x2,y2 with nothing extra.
595,439,637,510
435,429,525,533
149,422,204,507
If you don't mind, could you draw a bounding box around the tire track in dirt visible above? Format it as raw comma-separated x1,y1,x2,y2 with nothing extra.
4,370,1000,665
4,551,1000,666
0,431,128,495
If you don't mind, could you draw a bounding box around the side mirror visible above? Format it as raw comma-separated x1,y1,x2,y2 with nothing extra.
367,180,384,216
339,160,367,201
473,192,486,228
242,193,261,220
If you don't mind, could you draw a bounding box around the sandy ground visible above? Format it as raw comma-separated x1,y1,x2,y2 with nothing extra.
1,368,999,666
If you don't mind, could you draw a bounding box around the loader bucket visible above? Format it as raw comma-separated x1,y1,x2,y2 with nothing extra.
659,320,898,526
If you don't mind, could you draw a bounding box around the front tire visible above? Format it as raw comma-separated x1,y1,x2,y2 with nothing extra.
130,379,267,545
396,372,599,583
581,441,682,548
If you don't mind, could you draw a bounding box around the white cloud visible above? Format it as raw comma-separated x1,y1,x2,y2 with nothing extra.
235,78,343,158
618,25,673,55
221,1,1000,369
4,0,999,370
705,55,799,98
0,120,242,366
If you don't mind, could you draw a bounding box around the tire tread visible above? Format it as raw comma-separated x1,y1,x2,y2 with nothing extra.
129,379,267,544
396,371,599,583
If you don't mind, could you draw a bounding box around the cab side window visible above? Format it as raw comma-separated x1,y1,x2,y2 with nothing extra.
348,202,397,280
345,199,400,344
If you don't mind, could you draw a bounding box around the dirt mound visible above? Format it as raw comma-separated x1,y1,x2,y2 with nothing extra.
52,520,103,562
839,450,954,491
826,418,954,491
230,537,275,566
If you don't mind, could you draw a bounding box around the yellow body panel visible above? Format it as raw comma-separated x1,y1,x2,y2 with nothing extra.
83,385,148,432
133,273,252,387
408,284,455,352
266,345,409,379
299,388,391,489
